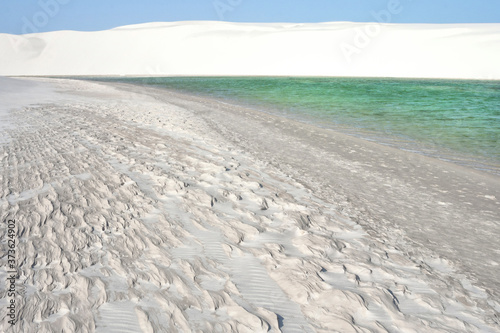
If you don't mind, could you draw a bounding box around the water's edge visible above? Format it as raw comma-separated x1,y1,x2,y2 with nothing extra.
85,76,500,176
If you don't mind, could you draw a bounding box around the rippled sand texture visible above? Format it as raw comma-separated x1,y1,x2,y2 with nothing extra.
0,78,499,332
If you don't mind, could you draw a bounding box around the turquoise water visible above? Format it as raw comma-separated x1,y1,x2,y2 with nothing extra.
92,77,500,174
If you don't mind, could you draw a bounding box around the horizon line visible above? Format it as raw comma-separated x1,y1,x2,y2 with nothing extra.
4,20,500,36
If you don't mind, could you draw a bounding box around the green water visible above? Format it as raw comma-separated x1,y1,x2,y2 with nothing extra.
92,77,500,174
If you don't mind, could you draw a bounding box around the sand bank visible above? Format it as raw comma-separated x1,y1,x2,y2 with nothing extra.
1,77,499,332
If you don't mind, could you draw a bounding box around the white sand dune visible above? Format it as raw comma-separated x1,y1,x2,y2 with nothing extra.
1,77,500,332
0,21,500,79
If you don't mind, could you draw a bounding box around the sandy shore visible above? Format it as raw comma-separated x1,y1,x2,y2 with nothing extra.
1,77,499,332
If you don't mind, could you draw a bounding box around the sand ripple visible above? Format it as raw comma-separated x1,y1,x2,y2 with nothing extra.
0,78,498,332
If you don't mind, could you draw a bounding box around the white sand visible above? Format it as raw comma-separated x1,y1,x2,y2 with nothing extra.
1,77,499,332
0,21,499,79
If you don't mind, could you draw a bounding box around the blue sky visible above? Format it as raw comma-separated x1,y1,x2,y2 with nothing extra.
1,0,499,34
